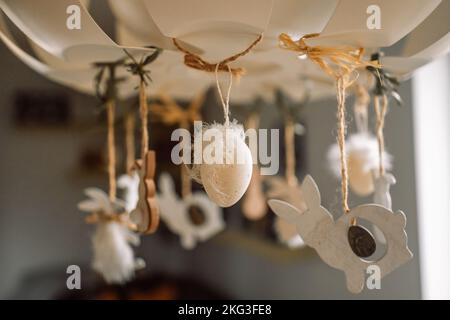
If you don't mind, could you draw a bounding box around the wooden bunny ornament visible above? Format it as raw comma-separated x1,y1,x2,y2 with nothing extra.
268,175,413,293
130,151,159,234
158,173,225,249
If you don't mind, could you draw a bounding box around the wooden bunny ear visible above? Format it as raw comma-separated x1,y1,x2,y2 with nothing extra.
301,175,321,207
268,199,303,223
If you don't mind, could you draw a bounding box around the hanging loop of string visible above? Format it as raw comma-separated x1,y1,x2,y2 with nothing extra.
279,33,381,215
374,94,388,176
215,63,233,126
172,35,263,77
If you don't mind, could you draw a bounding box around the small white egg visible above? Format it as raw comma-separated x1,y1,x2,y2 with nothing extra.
199,123,253,207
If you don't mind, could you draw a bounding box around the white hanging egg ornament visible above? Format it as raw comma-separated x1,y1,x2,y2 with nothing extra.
197,122,253,208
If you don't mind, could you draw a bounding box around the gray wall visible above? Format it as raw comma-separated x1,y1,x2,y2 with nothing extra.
0,36,421,299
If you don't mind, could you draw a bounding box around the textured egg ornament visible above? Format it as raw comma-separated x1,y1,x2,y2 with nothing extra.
200,124,253,207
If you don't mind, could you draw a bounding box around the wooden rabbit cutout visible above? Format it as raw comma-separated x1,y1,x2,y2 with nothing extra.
268,175,412,293
158,173,225,249
130,151,159,234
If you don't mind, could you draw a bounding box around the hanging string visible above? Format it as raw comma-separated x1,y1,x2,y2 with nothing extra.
336,77,350,214
180,118,192,199
107,99,116,201
374,94,388,176
279,33,381,215
172,35,263,77
285,117,298,187
124,112,135,175
353,83,370,134
215,63,233,126
124,49,162,161
139,81,149,160
149,92,204,199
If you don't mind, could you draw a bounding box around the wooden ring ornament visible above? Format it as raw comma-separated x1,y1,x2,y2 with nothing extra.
130,151,160,234
268,175,413,294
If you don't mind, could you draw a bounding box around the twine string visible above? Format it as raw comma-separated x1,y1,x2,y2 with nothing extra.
125,112,135,175
285,117,298,186
172,35,262,77
374,94,388,176
336,77,350,214
139,81,149,160
180,119,192,199
149,92,204,198
215,63,233,126
279,33,381,215
106,99,116,201
354,84,370,134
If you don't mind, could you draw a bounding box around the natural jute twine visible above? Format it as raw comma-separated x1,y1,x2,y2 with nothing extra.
279,33,381,214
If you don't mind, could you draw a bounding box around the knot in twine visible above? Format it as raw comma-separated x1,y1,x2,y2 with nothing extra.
279,33,381,215
172,35,263,78
279,33,380,83
124,48,162,86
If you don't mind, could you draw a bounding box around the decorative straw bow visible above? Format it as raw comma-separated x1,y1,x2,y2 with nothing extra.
172,35,263,77
279,33,380,83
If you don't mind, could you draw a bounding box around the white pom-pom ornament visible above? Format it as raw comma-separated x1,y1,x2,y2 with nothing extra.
195,122,253,207
327,133,392,196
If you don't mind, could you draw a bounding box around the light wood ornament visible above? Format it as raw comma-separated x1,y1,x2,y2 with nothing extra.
130,151,159,234
268,175,413,294
242,112,267,220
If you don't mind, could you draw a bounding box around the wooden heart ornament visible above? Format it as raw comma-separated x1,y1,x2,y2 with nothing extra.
268,175,413,293
130,151,159,234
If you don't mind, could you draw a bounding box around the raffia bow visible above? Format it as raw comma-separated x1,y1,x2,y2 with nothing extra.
172,35,263,78
279,33,380,84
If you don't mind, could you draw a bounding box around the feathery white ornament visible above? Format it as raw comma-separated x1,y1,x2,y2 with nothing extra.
327,133,392,196
192,122,253,207
78,188,144,284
